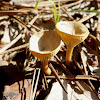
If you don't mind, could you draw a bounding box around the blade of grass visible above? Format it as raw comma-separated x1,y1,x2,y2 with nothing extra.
72,10,100,13
49,0,57,24
34,0,60,25
48,0,60,25
56,0,60,24
34,0,42,10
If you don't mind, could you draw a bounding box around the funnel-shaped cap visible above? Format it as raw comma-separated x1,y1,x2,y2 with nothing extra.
29,30,62,61
55,21,89,47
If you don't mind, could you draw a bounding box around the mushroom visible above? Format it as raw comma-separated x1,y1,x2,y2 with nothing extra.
55,21,89,65
29,30,62,75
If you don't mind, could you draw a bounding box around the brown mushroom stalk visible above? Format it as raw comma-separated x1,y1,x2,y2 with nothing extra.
41,60,51,75
55,21,89,65
29,30,62,75
65,46,74,64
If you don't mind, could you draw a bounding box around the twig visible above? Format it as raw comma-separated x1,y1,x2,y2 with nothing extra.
78,10,100,23
0,34,22,53
0,10,28,16
73,57,85,74
28,15,39,27
96,14,100,40
0,14,39,55
55,55,71,75
77,47,98,96
55,55,85,92
45,75,99,81
96,14,100,68
43,73,48,89
28,24,41,31
11,14,39,33
11,16,28,30
61,7,74,20
83,43,100,58
29,68,41,100
87,80,98,97
61,0,84,8
29,69,36,100
1,14,39,55
89,34,100,47
0,43,29,55
32,68,41,100
49,63,68,94
80,50,88,75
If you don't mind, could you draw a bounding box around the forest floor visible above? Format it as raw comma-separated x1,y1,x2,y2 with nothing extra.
0,0,100,100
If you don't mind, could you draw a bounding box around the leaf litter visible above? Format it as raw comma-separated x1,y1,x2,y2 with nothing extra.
0,0,100,100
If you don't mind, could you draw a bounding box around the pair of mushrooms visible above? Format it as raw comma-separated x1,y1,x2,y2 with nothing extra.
29,21,89,75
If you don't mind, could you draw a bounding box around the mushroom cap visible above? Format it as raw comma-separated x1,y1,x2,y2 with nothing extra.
55,21,89,47
29,30,62,61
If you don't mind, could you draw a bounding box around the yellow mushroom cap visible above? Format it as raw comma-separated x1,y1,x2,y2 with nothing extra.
55,21,89,47
29,30,62,61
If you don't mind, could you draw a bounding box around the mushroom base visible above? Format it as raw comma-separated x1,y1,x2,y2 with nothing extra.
41,61,52,75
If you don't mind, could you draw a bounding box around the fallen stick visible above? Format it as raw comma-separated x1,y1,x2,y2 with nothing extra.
49,63,68,94
0,43,29,55
45,75,99,81
0,34,22,53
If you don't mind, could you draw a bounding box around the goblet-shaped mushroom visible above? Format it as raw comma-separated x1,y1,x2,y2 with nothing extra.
29,30,62,75
55,21,89,65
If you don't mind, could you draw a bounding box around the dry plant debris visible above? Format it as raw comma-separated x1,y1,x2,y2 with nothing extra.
0,0,100,100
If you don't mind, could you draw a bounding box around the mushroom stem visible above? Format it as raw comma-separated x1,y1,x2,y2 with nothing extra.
41,61,52,75
66,46,74,65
